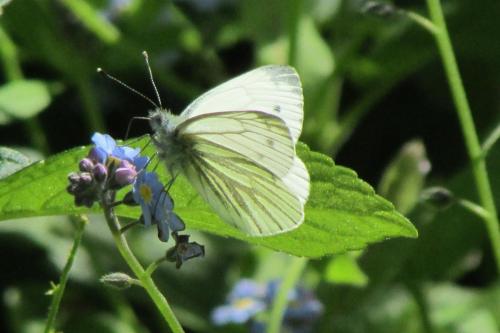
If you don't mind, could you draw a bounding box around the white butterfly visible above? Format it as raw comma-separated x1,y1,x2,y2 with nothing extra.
149,65,310,236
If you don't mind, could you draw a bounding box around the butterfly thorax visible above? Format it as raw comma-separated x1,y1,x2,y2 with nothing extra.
149,109,189,175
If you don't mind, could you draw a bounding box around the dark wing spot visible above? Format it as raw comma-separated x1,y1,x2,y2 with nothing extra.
273,105,281,113
266,138,274,147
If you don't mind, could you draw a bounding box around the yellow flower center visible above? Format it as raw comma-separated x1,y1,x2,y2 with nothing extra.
139,184,153,203
234,298,254,309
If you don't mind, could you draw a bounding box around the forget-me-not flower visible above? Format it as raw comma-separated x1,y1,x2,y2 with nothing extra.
211,279,323,331
133,171,184,241
211,279,267,325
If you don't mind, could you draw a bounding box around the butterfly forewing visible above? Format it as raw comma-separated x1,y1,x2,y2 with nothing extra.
181,65,304,144
178,111,295,178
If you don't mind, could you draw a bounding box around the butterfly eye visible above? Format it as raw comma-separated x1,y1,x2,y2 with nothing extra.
149,112,163,130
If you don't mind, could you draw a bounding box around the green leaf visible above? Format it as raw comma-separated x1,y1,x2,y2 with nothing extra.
0,138,417,257
59,0,121,44
378,140,431,214
0,80,51,124
0,147,31,179
324,253,368,287
0,0,12,15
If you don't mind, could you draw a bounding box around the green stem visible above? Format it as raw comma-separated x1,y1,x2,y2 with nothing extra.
403,10,439,34
44,215,88,333
145,257,167,276
457,199,490,222
103,199,184,333
267,257,308,333
0,25,50,155
287,0,302,67
481,122,500,156
426,0,500,273
407,282,434,333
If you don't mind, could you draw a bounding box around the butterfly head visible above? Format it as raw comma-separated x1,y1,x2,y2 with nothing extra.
148,108,181,134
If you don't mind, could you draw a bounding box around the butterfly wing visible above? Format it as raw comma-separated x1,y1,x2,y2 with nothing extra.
180,65,303,144
176,111,307,236
178,111,296,178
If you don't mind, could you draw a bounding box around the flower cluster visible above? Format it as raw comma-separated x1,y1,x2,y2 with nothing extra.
212,279,323,332
67,132,204,268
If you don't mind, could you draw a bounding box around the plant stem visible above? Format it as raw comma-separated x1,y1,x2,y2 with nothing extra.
457,199,490,222
267,257,308,333
481,122,500,156
103,199,184,333
407,282,434,333
403,10,439,34
44,215,88,333
287,0,302,67
145,257,167,276
426,0,500,272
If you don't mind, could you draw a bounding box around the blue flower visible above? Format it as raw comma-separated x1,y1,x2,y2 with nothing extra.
266,281,323,332
90,132,149,171
212,297,266,325
155,192,185,241
133,171,184,241
113,145,140,162
211,279,324,331
284,288,323,324
212,279,267,326
229,279,266,301
90,132,116,163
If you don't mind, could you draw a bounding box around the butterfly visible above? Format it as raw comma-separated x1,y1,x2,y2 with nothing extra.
147,65,310,236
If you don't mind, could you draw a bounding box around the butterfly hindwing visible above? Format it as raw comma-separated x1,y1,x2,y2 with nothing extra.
182,139,304,236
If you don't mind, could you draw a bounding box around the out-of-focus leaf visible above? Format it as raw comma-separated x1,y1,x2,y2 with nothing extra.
241,0,287,43
258,15,336,145
0,137,417,258
59,0,121,44
328,283,500,333
378,140,431,214
0,147,31,179
0,216,96,282
324,253,368,287
309,0,342,23
456,309,498,333
258,16,335,90
429,284,500,331
0,0,12,15
0,80,51,124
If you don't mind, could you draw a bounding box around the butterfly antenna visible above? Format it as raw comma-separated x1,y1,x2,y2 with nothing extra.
97,67,158,109
124,116,151,140
142,51,163,109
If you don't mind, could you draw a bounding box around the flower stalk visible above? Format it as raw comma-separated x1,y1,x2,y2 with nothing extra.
425,0,500,272
102,192,185,333
44,215,88,333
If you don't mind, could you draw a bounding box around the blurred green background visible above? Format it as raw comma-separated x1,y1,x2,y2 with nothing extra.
1,0,500,332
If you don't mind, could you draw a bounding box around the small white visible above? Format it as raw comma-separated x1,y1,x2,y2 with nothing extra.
148,65,310,236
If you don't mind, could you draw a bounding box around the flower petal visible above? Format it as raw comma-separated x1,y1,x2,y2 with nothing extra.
91,132,116,154
113,146,140,161
157,219,170,242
